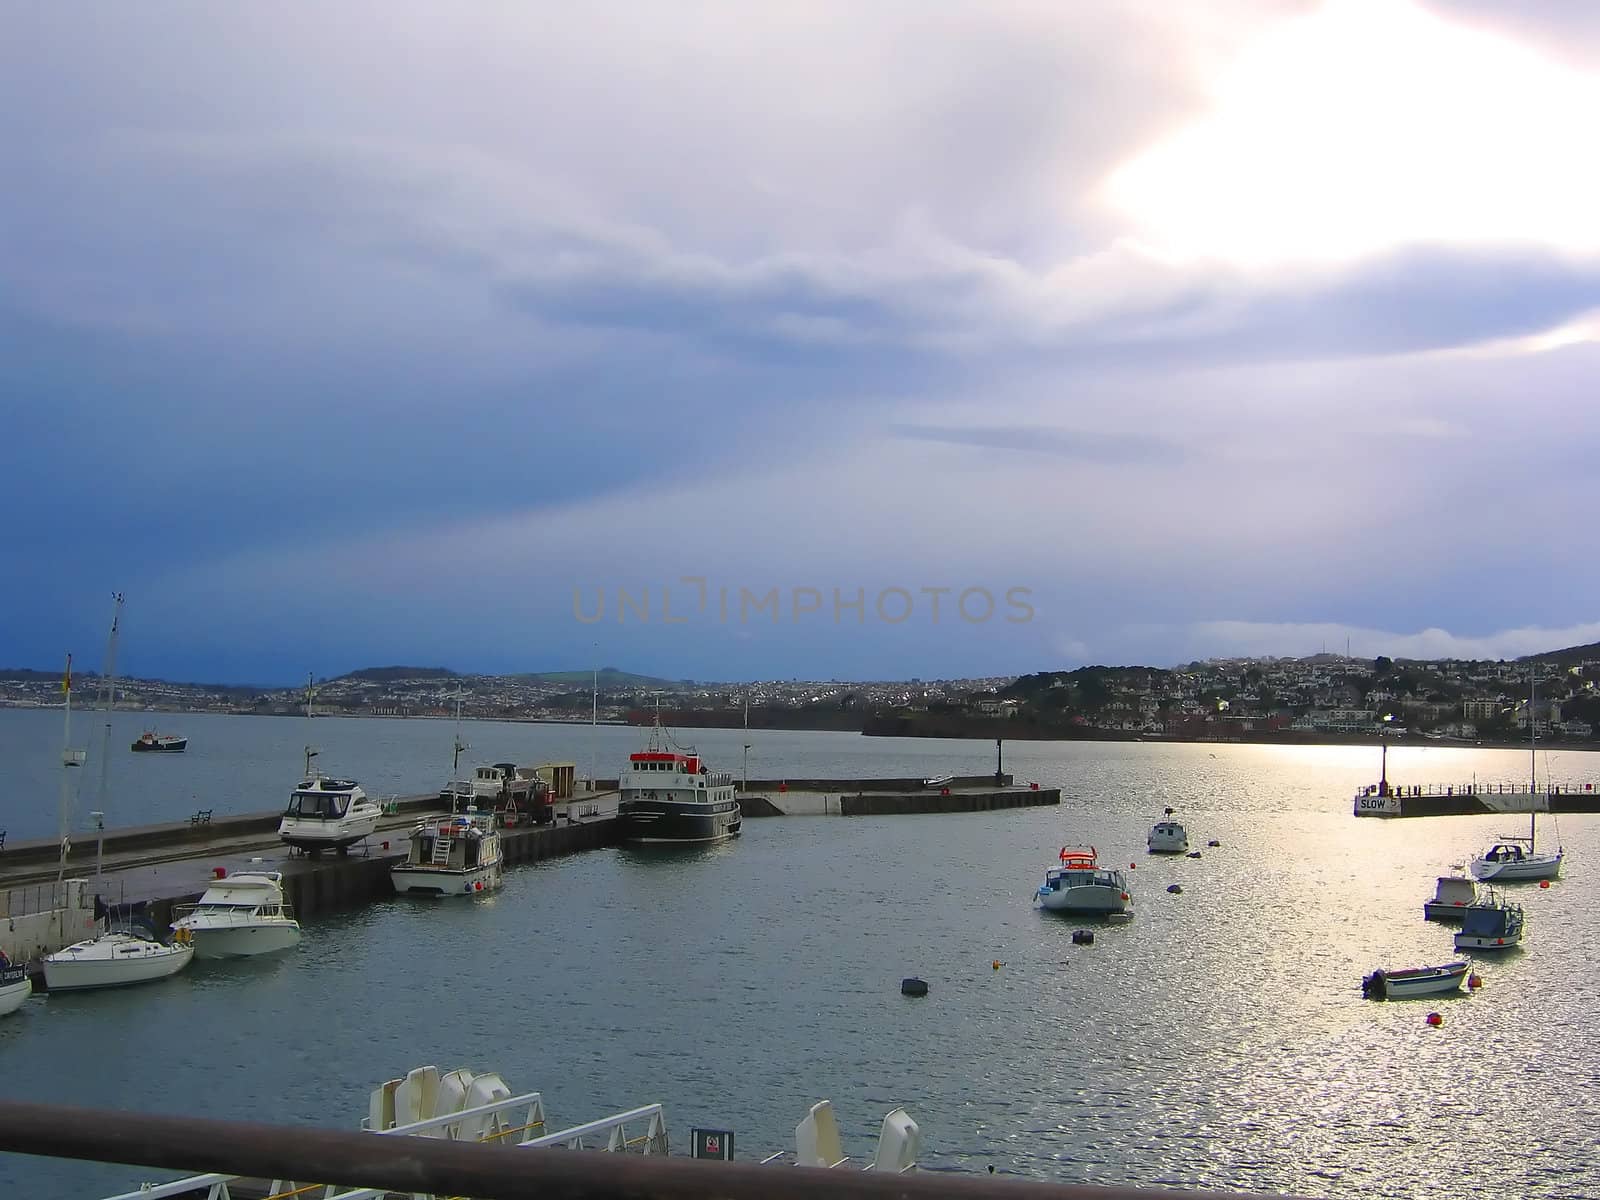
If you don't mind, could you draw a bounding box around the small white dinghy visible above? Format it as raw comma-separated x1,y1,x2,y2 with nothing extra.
762,1099,921,1171
1362,961,1469,1000
42,930,194,992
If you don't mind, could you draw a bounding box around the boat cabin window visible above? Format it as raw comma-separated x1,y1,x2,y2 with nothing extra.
286,791,348,818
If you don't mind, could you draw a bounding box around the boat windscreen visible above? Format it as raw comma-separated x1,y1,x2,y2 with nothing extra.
1460,907,1509,936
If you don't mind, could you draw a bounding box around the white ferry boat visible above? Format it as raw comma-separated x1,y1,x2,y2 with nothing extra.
391,809,504,896
617,722,741,845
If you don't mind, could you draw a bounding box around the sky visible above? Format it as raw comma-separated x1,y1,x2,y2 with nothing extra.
5,0,1600,684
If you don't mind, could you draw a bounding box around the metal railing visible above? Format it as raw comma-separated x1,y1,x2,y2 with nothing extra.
0,1100,1321,1200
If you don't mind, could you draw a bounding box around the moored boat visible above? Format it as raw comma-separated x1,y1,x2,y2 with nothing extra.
1470,675,1563,882
617,718,741,845
391,808,504,896
42,929,194,992
170,872,301,958
1147,807,1188,854
131,731,187,753
1361,961,1468,1000
1423,869,1478,921
1454,892,1524,951
0,954,31,1016
1035,847,1131,915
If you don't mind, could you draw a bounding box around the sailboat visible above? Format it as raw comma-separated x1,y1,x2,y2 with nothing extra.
1470,673,1563,882
43,594,195,992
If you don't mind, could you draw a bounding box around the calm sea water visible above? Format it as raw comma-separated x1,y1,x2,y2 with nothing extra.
1,711,1597,1197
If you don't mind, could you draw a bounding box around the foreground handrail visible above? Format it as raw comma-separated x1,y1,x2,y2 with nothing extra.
0,1100,1320,1200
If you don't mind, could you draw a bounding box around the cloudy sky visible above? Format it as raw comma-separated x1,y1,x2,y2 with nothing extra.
5,0,1600,683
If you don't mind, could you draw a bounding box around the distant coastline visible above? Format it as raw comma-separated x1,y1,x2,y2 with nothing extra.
2,700,1592,754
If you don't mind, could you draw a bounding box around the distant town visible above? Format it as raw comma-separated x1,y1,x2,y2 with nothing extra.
3,645,1598,748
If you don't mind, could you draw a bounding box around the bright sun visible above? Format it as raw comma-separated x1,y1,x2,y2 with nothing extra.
1101,0,1600,268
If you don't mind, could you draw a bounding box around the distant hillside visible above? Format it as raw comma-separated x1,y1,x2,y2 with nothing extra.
516,667,692,688
1521,642,1600,667
336,666,460,683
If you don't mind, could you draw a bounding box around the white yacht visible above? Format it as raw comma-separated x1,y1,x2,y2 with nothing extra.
391,809,503,896
42,930,194,992
1147,807,1189,854
1035,847,1131,915
1470,675,1563,882
279,776,382,855
170,872,301,958
0,955,31,1016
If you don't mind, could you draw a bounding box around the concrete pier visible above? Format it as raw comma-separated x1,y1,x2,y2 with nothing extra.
739,784,1060,817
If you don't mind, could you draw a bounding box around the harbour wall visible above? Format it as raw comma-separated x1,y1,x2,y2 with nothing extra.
1360,791,1600,818
841,788,1059,816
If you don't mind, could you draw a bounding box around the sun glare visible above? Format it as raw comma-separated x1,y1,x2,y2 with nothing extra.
1101,0,1600,267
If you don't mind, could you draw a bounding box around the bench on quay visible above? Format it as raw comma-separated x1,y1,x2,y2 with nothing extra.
190,810,213,827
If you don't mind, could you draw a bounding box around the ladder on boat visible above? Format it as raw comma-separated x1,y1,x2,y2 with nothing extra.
430,836,452,865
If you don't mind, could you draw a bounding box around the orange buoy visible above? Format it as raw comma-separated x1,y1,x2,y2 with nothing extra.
1426,1012,1443,1026
1468,974,1482,989
1539,880,1551,889
992,960,1002,970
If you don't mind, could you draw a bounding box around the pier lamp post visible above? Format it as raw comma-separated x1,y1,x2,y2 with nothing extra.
995,738,1004,786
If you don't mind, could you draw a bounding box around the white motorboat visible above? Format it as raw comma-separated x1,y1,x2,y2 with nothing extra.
42,930,194,992
0,957,31,1016
1035,847,1131,915
1147,807,1189,854
1361,961,1469,1000
1470,675,1563,882
170,872,301,958
1423,869,1478,921
1454,892,1524,951
279,775,382,855
391,808,504,897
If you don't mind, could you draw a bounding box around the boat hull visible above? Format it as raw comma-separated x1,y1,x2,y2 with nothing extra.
186,923,302,959
0,970,31,1016
42,939,194,992
279,813,381,852
1470,854,1561,882
391,862,504,897
132,738,187,753
1037,886,1129,915
619,798,741,844
1455,930,1523,951
1362,963,1468,999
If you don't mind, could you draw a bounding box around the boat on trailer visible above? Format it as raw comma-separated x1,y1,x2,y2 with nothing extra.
278,773,382,855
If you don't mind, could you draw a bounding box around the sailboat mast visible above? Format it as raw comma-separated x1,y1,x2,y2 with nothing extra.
91,593,124,860
302,671,319,779
56,652,76,889
451,689,467,774
1529,671,1537,849
742,690,750,793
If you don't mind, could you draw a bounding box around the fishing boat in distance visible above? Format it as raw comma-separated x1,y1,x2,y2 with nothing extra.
1035,847,1132,915
617,714,741,844
1147,807,1189,854
131,731,187,753
1361,961,1468,1000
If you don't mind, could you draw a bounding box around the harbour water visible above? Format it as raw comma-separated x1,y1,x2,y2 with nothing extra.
1,711,1597,1197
